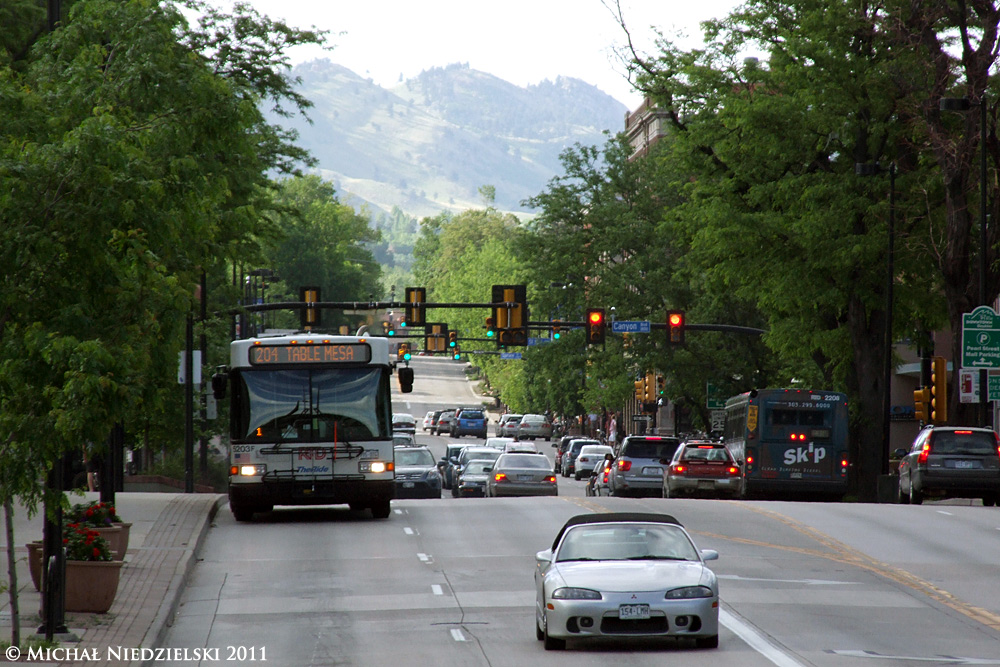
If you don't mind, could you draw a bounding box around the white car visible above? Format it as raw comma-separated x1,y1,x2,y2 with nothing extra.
422,411,437,432
485,437,514,450
573,444,614,481
535,513,720,651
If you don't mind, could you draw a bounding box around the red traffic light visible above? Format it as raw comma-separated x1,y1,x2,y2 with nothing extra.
589,311,604,325
667,310,685,345
668,312,683,327
585,308,606,345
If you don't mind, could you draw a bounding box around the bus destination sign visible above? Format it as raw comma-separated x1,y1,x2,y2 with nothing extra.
249,343,372,365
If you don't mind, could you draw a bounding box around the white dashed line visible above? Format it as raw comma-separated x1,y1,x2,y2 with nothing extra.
937,511,954,516
417,553,430,562
431,585,443,595
450,629,466,642
403,527,414,535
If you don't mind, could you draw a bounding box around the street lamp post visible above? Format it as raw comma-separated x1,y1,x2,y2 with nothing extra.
941,94,989,426
856,161,896,475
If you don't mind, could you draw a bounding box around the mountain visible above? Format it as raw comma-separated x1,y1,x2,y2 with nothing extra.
280,60,630,218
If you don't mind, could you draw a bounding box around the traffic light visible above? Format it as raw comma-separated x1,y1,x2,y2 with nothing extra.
397,342,411,362
493,284,528,346
448,331,458,348
656,374,665,398
300,286,320,330
425,324,447,353
338,325,350,335
667,310,685,345
485,316,496,339
452,345,462,361
381,321,390,335
551,319,561,340
585,308,606,345
398,366,414,393
634,378,644,402
913,386,930,423
644,372,657,402
931,356,948,423
404,287,426,327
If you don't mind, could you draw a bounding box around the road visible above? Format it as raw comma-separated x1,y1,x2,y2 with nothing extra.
158,356,1000,666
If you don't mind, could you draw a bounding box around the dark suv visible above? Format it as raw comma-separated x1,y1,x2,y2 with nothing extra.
608,435,682,497
896,426,1000,505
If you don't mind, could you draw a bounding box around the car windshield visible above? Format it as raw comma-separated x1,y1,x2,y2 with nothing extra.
395,449,435,466
556,524,699,562
461,411,484,419
624,441,680,458
392,435,414,446
499,454,550,469
463,460,493,475
932,431,997,455
682,446,731,462
461,449,500,464
571,440,598,453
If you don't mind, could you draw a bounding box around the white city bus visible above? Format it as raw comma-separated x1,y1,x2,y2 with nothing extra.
220,333,403,521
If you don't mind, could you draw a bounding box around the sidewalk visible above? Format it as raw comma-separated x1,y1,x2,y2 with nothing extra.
1,491,224,666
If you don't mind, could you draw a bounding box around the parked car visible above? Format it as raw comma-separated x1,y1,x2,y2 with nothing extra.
393,446,441,499
561,439,600,478
663,441,743,499
573,444,615,481
451,408,488,439
896,425,1000,505
608,435,682,497
455,459,494,497
439,443,466,490
504,441,538,454
534,512,719,650
497,414,523,438
391,413,417,435
422,410,441,432
435,410,456,436
485,452,558,497
450,446,503,497
516,414,553,441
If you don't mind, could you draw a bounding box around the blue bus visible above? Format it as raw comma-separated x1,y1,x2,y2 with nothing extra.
723,389,849,500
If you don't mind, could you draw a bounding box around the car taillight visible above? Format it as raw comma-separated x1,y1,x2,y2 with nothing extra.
603,470,609,483
618,460,632,471
672,464,687,475
790,433,806,441
545,475,557,484
494,473,507,482
728,466,740,476
917,443,930,464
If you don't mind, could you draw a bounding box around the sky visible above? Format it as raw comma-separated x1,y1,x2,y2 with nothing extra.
227,0,743,110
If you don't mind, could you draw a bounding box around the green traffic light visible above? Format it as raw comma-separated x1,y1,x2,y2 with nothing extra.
387,330,395,336
486,330,494,338
403,352,411,360
400,321,407,328
553,332,560,339
453,352,461,360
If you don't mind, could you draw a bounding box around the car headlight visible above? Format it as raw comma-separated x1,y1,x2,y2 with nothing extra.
232,464,266,476
426,470,441,482
665,586,713,599
551,587,602,600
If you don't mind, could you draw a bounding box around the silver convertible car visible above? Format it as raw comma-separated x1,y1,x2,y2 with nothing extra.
534,513,719,650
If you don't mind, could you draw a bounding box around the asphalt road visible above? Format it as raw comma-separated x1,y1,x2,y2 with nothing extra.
155,356,1000,666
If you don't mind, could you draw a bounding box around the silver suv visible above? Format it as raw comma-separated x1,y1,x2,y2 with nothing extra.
896,426,1000,505
608,435,682,497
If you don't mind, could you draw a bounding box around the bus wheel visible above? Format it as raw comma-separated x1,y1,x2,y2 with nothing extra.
370,501,391,519
231,504,255,522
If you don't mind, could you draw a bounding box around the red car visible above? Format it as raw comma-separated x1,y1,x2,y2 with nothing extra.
662,441,743,499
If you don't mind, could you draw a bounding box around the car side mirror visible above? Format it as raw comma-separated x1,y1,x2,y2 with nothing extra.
535,549,553,567
892,448,908,459
659,458,670,465
484,466,492,473
700,549,719,561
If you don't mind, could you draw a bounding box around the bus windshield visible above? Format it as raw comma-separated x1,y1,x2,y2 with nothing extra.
234,367,390,442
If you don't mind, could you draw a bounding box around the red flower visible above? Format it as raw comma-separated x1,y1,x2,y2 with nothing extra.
92,547,100,558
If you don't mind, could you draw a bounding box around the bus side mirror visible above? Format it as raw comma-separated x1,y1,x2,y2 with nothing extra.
211,368,228,400
398,367,414,393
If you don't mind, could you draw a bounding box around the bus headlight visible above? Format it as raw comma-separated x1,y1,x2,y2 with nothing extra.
231,464,266,477
361,461,389,473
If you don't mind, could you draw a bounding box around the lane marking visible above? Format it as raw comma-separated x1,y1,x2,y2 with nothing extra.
431,584,443,596
720,608,806,667
417,553,430,562
830,649,1000,664
393,509,404,515
450,628,466,642
718,574,860,586
937,510,954,516
403,527,414,535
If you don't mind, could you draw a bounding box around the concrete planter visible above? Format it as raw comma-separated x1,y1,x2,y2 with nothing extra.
65,559,124,613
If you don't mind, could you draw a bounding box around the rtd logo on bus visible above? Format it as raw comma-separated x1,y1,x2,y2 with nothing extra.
297,449,330,461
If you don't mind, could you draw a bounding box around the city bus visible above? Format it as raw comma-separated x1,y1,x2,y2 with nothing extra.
723,388,849,500
217,333,404,521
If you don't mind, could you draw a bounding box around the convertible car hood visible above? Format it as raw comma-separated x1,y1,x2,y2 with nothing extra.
555,560,709,592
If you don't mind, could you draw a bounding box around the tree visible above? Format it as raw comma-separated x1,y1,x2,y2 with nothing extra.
0,0,323,643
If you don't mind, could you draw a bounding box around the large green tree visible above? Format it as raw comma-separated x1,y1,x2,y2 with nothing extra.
0,0,323,641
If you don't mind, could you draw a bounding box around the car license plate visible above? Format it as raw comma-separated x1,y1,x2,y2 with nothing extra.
518,474,534,481
642,466,662,476
697,480,714,490
953,460,980,469
402,482,415,488
619,604,650,620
